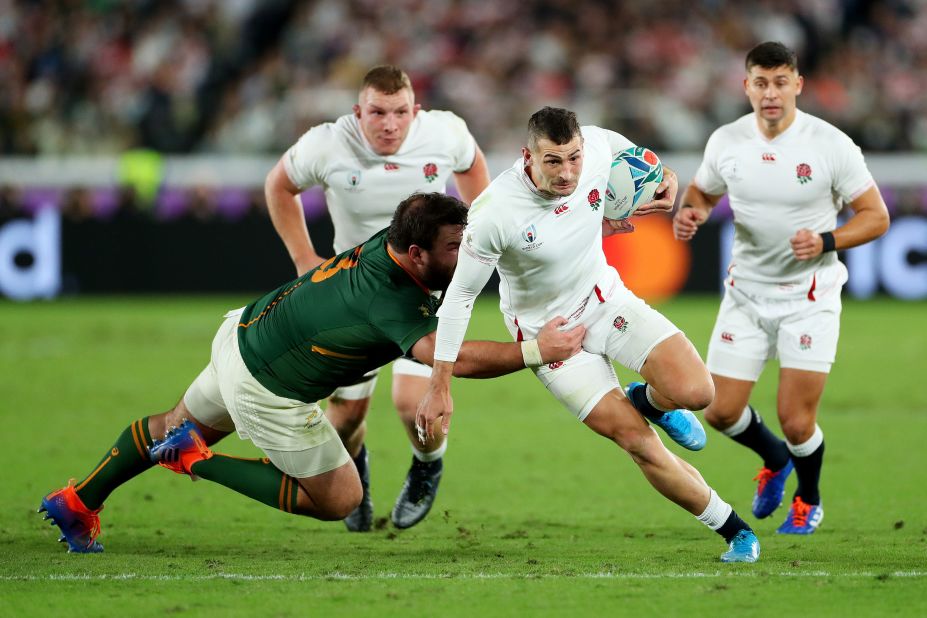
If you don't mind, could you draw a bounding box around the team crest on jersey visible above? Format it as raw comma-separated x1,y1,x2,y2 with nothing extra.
613,316,629,333
520,224,543,251
587,189,602,211
419,304,433,317
345,169,363,191
800,334,812,350
796,163,813,184
305,408,324,429
423,162,438,182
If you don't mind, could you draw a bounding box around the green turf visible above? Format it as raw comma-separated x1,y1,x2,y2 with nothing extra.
1,296,925,617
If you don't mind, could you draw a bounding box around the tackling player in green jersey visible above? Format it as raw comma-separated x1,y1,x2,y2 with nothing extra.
39,193,585,553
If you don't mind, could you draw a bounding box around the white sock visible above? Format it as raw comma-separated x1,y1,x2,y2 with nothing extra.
786,425,823,457
695,489,733,531
645,384,672,412
412,439,447,462
721,405,753,437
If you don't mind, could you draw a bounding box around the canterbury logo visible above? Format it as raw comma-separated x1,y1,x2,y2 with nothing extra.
761,153,776,162
384,163,399,171
554,203,569,216
721,332,734,343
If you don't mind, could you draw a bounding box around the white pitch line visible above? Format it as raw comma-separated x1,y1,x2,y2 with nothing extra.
1,571,925,582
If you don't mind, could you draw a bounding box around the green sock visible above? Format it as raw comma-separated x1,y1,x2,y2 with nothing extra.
74,417,154,510
190,455,299,514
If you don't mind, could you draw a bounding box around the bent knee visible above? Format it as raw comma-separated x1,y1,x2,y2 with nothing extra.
612,427,658,459
317,484,363,521
676,380,714,412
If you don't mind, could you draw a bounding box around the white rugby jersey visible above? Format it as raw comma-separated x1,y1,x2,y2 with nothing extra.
283,110,477,253
694,110,874,293
434,126,634,361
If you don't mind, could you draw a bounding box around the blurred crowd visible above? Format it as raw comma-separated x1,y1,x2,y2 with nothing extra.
1,0,926,158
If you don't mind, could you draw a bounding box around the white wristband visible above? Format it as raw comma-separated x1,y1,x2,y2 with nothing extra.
520,339,543,367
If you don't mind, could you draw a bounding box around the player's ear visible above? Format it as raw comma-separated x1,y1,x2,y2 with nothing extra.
521,147,531,165
353,104,361,119
796,74,804,96
412,103,421,117
409,244,426,267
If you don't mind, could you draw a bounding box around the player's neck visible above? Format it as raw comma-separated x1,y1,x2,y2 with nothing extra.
755,109,798,141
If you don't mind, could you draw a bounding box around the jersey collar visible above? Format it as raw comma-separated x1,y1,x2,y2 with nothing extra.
753,108,806,144
386,244,432,295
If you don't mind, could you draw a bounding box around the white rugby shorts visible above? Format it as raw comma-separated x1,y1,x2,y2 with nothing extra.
508,287,680,421
183,309,351,479
706,277,843,381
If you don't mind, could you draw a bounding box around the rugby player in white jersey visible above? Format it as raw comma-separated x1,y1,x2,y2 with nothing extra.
674,42,890,534
264,65,490,531
417,107,761,562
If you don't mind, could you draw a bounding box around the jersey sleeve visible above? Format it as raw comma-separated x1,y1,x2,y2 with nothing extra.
432,193,508,362
460,192,508,265
370,291,439,354
283,124,331,190
692,129,727,196
435,111,478,173
831,132,875,203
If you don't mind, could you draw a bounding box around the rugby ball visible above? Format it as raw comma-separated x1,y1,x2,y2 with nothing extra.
603,146,664,220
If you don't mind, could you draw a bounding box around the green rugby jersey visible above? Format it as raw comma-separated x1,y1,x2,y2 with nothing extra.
237,229,440,403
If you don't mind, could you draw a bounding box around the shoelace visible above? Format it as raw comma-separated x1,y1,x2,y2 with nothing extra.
789,498,811,527
753,467,774,494
63,484,103,546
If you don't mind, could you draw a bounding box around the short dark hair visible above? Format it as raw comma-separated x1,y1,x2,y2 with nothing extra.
361,65,412,95
746,41,798,72
388,193,468,251
527,107,581,150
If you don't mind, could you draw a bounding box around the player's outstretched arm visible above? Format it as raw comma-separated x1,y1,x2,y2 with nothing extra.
790,185,890,260
265,157,327,276
673,183,722,241
410,317,586,379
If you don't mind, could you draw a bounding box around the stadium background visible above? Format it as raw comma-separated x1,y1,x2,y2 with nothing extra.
0,0,925,302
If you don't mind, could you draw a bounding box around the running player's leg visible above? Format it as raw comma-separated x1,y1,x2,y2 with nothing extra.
535,353,758,562
774,287,839,533
390,360,445,528
591,294,709,450
327,375,377,531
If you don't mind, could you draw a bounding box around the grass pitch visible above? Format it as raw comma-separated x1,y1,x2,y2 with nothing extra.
1,295,925,616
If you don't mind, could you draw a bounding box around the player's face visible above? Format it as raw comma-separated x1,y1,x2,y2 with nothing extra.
523,135,584,198
744,65,803,126
418,224,464,290
353,87,421,156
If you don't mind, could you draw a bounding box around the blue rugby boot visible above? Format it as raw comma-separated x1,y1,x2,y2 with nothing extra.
777,497,823,534
148,419,213,478
752,459,794,519
38,483,104,554
391,457,443,529
720,529,760,563
625,382,707,451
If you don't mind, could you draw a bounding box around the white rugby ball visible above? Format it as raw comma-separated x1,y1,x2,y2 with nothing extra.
603,146,664,220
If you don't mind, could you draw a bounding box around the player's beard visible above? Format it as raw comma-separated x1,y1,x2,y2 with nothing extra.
420,262,456,291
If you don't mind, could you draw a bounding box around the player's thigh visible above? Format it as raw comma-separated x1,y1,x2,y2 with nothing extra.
176,313,239,441
706,287,773,383
391,358,432,417
638,332,713,410
777,293,841,376
776,367,828,443
533,350,622,422
586,292,681,374
327,369,379,427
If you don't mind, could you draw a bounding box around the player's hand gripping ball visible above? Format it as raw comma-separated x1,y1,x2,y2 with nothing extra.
604,146,664,221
